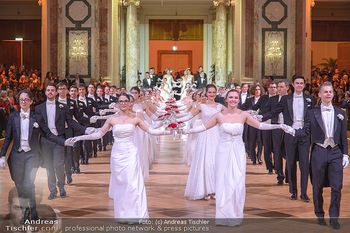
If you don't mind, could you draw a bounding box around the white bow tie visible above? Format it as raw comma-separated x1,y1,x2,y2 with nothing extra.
20,112,29,119
47,100,55,105
322,106,332,112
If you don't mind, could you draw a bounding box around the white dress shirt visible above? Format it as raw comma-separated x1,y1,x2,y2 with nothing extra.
241,92,247,104
104,95,110,102
58,97,67,105
88,94,95,101
317,103,336,148
292,93,304,129
254,96,260,105
79,96,87,106
19,109,31,152
46,100,58,135
277,95,284,124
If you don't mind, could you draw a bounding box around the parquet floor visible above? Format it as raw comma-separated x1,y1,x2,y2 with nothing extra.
1,134,350,232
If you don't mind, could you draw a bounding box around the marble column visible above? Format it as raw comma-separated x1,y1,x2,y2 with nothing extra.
40,0,50,82
304,0,312,82
136,7,143,80
108,0,120,86
227,6,233,80
234,0,245,84
125,0,139,90
214,2,227,86
210,7,216,70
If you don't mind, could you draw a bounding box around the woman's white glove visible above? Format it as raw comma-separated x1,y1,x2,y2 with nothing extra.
280,124,295,136
150,113,158,121
343,155,349,168
150,121,164,129
181,124,206,134
177,112,194,122
90,116,99,124
147,128,172,135
258,123,283,130
0,156,6,168
65,130,105,146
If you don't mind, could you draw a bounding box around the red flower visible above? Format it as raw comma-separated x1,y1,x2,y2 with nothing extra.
178,121,183,124
168,123,177,128
164,113,171,116
158,115,164,118
175,111,180,113
165,108,171,111
171,105,178,109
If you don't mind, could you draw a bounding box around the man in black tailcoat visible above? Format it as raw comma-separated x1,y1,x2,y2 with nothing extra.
0,90,62,223
250,82,277,174
35,83,87,200
283,81,349,229
194,66,207,89
256,75,316,201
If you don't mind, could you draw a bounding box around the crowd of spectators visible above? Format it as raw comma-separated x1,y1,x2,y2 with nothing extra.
0,63,349,139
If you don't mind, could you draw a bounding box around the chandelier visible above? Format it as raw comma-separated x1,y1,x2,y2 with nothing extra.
69,37,87,61
265,32,284,76
213,0,235,7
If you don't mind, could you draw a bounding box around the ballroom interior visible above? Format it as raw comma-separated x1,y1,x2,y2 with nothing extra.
0,0,349,90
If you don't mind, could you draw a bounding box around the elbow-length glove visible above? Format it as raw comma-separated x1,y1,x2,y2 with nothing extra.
181,124,206,134
343,155,349,168
177,112,194,122
65,130,106,146
258,123,282,130
147,128,172,135
0,156,6,168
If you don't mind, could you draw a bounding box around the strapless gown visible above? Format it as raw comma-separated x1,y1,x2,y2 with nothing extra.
215,123,246,226
109,124,149,219
184,104,222,199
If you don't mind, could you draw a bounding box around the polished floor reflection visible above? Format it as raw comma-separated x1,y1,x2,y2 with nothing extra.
1,135,350,220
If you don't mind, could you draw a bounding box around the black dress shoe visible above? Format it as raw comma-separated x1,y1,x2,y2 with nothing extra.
276,181,283,186
85,160,89,165
330,218,340,229
98,147,102,152
48,192,57,200
76,167,81,173
290,193,297,200
258,159,263,165
20,208,30,224
94,153,97,158
31,208,39,221
268,170,273,174
300,194,310,202
60,188,67,198
252,160,257,165
317,217,326,226
67,176,73,184
103,147,107,151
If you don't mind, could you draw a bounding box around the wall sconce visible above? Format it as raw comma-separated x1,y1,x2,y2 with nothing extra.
69,37,87,61
119,0,140,7
213,0,235,7
265,32,284,76
172,45,178,51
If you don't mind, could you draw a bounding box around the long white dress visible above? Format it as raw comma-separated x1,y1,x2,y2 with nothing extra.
215,123,246,226
109,124,149,219
184,104,222,199
183,113,203,166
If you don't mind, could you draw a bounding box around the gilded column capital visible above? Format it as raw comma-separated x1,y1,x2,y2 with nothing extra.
310,0,315,8
119,0,141,7
38,0,42,6
213,0,235,7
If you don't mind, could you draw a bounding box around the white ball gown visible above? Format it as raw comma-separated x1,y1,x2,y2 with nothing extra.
109,124,149,219
183,113,202,166
184,104,222,199
215,123,246,226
